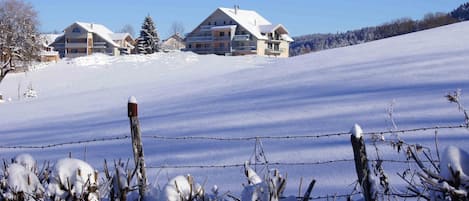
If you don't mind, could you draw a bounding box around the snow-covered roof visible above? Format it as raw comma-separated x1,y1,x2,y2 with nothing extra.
281,34,294,42
69,22,121,47
40,34,63,47
111,33,131,41
217,7,271,40
258,24,289,34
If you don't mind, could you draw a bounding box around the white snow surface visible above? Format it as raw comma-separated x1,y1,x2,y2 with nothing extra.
1,22,469,197
440,145,469,182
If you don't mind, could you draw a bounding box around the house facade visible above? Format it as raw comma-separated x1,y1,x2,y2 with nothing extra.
185,7,293,57
51,22,134,58
39,34,60,62
162,33,185,51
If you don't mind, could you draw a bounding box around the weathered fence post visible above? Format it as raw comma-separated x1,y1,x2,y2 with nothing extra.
128,96,147,201
350,124,375,201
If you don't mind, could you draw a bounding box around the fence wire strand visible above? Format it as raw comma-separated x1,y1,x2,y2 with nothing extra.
0,135,130,149
0,124,465,150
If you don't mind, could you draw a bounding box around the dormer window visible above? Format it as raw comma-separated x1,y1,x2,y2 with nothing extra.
72,27,80,33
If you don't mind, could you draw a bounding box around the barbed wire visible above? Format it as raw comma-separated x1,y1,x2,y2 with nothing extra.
309,192,362,200
146,159,435,170
0,124,465,150
363,124,467,136
0,135,130,149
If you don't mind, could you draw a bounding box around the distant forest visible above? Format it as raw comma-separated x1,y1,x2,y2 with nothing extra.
290,2,469,56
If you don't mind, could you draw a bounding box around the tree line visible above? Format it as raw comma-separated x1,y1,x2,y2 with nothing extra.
290,2,469,56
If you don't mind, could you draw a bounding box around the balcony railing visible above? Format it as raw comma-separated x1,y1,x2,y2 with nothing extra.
199,25,213,31
265,48,285,54
233,46,257,51
233,34,250,41
65,43,88,48
186,36,213,42
213,36,231,41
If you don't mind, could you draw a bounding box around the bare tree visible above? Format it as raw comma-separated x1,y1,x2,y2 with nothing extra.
169,21,185,36
0,0,40,83
119,24,135,37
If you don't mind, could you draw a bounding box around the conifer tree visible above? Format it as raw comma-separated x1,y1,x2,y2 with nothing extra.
136,15,160,54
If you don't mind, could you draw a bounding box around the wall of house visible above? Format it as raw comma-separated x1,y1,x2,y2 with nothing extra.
256,40,266,56
279,41,290,57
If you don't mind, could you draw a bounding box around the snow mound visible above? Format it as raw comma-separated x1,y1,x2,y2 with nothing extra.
71,53,115,67
47,158,98,200
440,146,469,182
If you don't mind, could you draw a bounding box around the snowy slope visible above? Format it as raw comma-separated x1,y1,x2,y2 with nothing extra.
1,22,469,197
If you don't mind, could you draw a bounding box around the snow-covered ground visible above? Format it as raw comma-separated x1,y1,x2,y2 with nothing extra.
1,21,469,199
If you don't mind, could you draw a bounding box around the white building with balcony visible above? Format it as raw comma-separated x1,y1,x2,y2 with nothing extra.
50,22,134,58
185,6,293,57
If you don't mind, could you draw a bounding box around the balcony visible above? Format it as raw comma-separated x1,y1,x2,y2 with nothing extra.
186,36,213,42
233,46,256,52
65,43,88,48
265,48,285,54
213,36,231,41
233,34,250,41
199,25,213,31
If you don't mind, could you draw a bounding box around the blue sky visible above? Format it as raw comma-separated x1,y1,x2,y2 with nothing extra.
28,0,467,38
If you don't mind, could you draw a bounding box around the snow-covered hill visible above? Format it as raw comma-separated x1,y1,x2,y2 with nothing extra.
1,21,469,198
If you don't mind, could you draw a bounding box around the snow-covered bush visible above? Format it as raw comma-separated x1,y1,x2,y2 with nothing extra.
1,154,44,201
241,162,286,201
23,83,37,98
46,158,98,201
14,154,37,173
160,175,205,201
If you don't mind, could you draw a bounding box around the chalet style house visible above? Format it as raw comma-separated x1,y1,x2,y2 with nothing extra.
50,22,134,58
185,6,293,57
162,33,185,51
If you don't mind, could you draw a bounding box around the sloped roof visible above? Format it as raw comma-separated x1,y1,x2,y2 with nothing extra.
40,34,63,47
218,7,271,40
258,24,289,34
110,33,132,41
70,22,120,47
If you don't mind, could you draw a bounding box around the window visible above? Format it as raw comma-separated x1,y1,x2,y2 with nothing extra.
208,22,211,25
214,21,217,25
219,32,225,37
72,27,80,33
268,43,273,49
224,21,226,25
188,44,192,48
274,44,280,51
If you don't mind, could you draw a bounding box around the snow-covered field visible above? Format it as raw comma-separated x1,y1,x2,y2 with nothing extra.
1,21,469,199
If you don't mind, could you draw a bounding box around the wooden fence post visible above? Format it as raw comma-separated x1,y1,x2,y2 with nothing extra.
350,124,375,201
128,96,147,201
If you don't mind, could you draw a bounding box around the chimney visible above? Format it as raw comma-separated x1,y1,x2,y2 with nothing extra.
234,5,238,14
90,23,93,29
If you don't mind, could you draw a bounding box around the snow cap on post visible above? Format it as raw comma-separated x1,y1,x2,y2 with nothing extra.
128,96,138,117
351,124,363,139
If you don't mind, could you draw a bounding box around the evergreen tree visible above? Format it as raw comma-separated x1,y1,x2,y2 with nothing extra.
136,15,160,54
450,2,469,21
